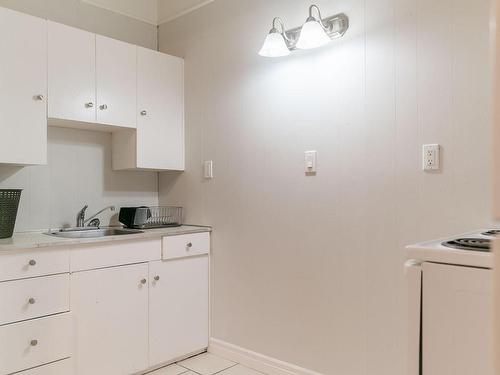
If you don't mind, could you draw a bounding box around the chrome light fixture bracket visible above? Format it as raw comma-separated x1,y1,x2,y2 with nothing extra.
284,11,349,50
259,4,349,57
269,17,292,41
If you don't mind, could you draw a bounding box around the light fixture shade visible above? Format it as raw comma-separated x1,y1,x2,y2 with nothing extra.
296,20,331,50
259,32,290,57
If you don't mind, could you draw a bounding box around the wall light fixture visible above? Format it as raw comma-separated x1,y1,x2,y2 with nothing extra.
259,4,349,57
258,17,291,57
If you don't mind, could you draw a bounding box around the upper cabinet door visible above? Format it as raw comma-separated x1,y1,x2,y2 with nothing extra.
48,21,96,124
136,47,184,170
96,35,137,129
0,8,47,165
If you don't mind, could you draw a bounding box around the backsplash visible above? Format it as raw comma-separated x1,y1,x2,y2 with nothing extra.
0,127,158,231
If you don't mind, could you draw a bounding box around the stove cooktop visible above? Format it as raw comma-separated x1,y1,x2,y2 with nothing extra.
442,238,491,252
482,230,500,237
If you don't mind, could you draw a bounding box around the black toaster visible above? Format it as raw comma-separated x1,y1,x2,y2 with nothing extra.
119,207,152,229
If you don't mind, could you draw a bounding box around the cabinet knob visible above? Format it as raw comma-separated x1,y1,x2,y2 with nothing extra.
28,259,36,266
154,276,160,281
140,279,147,285
28,297,36,305
34,95,44,101
30,339,38,347
99,104,108,110
186,242,193,249
140,110,147,116
85,102,94,108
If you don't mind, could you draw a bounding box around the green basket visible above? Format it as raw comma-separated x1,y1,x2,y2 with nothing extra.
0,189,22,239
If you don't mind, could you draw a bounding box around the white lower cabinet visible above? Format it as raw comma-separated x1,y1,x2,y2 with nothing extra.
71,263,149,375
149,256,209,366
0,232,210,375
0,313,72,375
423,262,493,375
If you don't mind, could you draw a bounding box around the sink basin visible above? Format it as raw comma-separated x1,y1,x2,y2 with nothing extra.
45,228,144,239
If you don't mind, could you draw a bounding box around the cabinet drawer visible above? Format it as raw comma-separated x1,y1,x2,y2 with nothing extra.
0,274,70,325
162,233,210,260
70,238,161,272
0,313,72,375
17,359,72,375
0,248,69,282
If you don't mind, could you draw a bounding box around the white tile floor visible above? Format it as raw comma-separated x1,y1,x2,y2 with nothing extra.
145,353,266,375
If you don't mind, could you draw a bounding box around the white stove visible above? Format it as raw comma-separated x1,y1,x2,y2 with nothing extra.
406,229,495,269
406,230,495,375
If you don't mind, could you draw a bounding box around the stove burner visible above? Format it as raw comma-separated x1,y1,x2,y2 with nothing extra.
442,238,491,252
482,230,500,237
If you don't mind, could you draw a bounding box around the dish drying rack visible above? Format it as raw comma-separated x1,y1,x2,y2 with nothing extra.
138,206,183,228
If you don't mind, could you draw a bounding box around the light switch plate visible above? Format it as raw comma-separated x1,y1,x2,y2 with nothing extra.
204,161,213,179
305,151,317,174
422,144,440,171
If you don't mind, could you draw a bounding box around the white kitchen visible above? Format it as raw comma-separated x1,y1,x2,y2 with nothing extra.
0,0,499,375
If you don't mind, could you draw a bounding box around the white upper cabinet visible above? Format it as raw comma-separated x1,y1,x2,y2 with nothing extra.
48,21,96,125
112,47,184,171
96,35,137,129
0,7,184,170
0,8,47,165
137,47,184,170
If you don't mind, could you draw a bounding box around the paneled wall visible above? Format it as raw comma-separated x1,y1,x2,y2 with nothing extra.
158,0,493,374
0,2,158,231
0,127,158,231
0,0,157,48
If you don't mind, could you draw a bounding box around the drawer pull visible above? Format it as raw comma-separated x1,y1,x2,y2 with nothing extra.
28,259,36,266
154,276,160,281
28,297,36,305
186,242,193,249
30,339,38,347
140,279,147,285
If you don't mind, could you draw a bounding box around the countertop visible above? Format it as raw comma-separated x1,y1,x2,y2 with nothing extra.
0,225,212,252
406,229,493,269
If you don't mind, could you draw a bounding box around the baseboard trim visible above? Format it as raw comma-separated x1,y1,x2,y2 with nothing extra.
208,338,324,375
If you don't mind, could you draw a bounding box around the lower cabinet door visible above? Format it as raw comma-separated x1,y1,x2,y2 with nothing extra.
149,256,209,366
423,262,493,375
71,263,149,375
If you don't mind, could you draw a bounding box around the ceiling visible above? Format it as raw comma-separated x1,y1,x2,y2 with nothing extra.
82,0,214,25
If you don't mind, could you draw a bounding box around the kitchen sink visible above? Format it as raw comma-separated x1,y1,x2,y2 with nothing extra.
45,228,144,239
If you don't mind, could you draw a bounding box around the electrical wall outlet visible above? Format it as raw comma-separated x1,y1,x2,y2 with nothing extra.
422,144,440,171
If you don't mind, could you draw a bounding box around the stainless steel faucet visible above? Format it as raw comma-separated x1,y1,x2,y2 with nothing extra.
76,205,116,228
76,205,88,227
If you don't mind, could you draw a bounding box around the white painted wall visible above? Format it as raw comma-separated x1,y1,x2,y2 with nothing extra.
81,0,158,25
0,2,159,231
0,0,157,49
0,127,158,231
158,0,214,23
158,0,493,374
